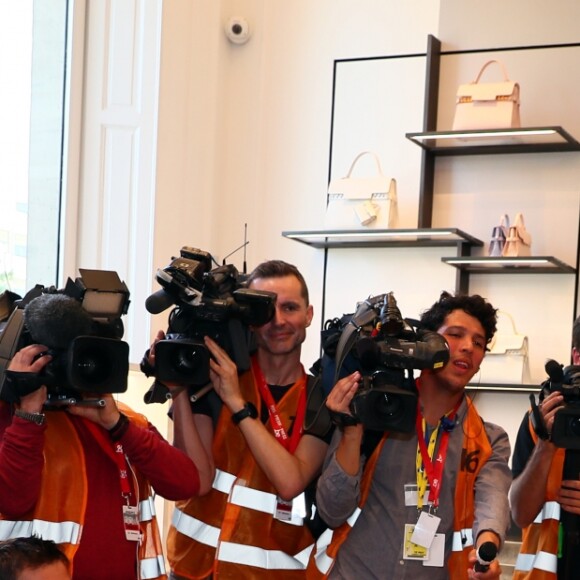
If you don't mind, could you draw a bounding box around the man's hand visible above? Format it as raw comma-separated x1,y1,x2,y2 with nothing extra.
8,344,51,413
326,371,361,416
66,393,121,430
204,336,244,413
539,390,565,436
558,480,580,515
467,548,502,579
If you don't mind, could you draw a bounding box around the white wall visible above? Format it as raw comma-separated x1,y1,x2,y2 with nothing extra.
70,0,580,483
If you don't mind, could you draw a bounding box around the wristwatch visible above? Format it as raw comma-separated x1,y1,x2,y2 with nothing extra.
231,402,258,425
14,409,46,426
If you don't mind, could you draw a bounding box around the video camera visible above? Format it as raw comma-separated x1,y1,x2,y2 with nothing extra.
141,247,276,395
0,269,131,405
319,292,449,432
535,359,580,449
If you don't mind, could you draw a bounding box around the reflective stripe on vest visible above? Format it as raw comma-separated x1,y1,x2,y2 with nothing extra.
309,507,363,574
533,501,560,524
217,540,314,570
140,496,156,522
452,528,474,552
140,554,167,579
515,551,558,574
172,506,220,547
0,519,81,545
213,468,305,525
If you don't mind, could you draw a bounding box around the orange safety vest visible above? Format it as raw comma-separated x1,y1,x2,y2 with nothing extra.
167,367,315,579
512,418,564,580
0,402,167,580
306,398,492,579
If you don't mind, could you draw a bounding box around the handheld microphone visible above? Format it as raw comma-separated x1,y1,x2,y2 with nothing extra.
474,541,497,573
545,358,565,383
24,293,93,350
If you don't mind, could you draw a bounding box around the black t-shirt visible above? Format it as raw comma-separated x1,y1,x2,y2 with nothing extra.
186,381,334,445
511,411,535,479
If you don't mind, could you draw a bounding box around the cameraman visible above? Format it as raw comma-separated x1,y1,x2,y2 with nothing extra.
510,316,580,579
309,292,511,579
157,260,333,579
0,343,203,580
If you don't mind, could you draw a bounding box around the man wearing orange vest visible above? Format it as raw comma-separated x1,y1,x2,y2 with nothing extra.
310,291,512,579
0,343,203,580
510,316,580,579
161,260,333,579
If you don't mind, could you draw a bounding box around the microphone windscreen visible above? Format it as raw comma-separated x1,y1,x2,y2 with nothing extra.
145,289,175,315
24,294,93,350
477,541,497,564
545,359,564,383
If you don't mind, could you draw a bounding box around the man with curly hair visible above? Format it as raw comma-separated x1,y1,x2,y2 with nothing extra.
308,291,512,580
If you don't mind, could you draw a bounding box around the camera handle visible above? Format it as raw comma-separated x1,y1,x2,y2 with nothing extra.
44,396,106,408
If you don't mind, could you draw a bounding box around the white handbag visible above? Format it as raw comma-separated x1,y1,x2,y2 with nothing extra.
479,311,530,384
324,151,398,230
452,60,521,131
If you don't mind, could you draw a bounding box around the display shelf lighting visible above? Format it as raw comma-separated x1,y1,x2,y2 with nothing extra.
283,229,457,239
444,257,553,266
415,128,557,141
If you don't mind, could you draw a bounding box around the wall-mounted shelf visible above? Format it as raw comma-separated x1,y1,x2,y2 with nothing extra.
441,256,575,274
282,228,483,249
466,383,541,394
406,126,580,156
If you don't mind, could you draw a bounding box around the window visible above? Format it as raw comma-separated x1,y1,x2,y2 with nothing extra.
0,0,69,297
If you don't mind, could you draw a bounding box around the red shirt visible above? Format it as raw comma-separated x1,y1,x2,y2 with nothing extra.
0,404,199,579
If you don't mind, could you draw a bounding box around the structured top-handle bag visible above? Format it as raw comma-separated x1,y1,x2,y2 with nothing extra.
503,212,532,257
324,151,398,229
452,60,521,131
488,214,510,257
479,310,530,385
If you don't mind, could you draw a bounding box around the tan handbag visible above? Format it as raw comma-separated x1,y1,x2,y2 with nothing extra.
324,151,398,229
503,212,532,257
452,60,521,131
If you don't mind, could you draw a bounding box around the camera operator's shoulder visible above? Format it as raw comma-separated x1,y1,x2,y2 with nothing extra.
481,420,511,459
117,402,148,428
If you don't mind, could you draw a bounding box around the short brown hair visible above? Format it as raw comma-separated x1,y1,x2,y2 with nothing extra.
246,260,309,305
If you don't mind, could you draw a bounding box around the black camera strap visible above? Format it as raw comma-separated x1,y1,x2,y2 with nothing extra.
333,298,379,386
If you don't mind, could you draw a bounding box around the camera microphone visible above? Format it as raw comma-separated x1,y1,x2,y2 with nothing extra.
145,289,176,315
474,541,497,573
545,359,565,383
24,294,93,350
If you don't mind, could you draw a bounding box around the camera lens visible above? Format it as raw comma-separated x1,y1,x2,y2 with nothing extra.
568,416,580,437
375,392,401,417
172,345,205,372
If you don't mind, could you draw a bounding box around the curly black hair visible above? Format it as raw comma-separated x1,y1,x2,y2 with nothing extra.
419,291,498,345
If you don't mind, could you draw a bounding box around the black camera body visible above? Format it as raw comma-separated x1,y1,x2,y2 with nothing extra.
541,361,580,449
143,247,276,390
320,292,450,432
0,269,131,404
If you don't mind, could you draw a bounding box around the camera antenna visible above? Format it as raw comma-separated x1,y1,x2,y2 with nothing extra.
222,223,249,272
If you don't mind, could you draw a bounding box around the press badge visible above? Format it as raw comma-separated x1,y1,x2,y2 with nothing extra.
403,523,429,560
423,533,445,567
122,505,142,542
404,483,430,507
410,510,441,549
275,492,307,526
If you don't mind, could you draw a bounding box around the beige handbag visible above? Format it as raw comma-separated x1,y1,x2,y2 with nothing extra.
324,151,398,229
452,60,521,131
479,311,530,384
502,213,532,257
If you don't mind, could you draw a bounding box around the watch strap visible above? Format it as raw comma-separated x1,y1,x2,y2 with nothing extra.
14,409,46,426
231,402,258,425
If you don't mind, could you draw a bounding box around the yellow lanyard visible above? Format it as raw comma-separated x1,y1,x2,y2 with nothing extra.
415,418,439,510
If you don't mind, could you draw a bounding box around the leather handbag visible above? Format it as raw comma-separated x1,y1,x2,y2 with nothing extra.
488,214,510,257
479,311,530,384
324,151,398,229
452,60,521,131
502,212,532,257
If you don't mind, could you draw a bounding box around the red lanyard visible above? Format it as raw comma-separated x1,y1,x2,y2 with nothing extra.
415,400,460,508
83,418,133,500
251,356,307,454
